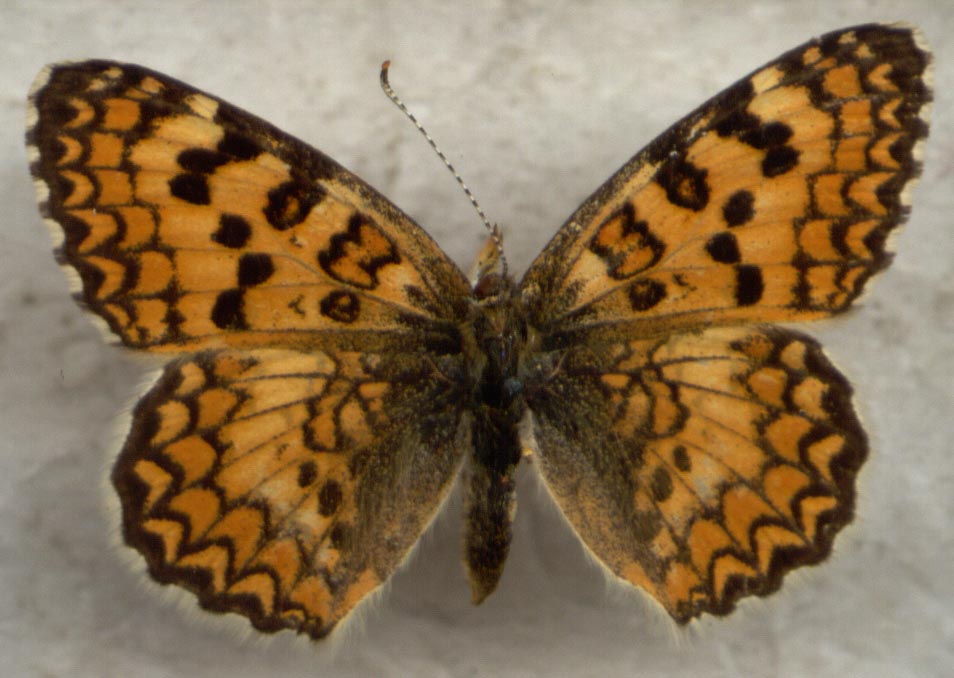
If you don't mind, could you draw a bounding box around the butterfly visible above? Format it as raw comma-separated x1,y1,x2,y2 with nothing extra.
27,23,931,640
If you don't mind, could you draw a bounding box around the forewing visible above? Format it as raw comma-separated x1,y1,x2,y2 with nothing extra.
521,24,930,347
113,347,470,639
525,327,865,622
28,61,471,353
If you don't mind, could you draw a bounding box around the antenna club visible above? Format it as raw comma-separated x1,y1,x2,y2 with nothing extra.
380,60,392,85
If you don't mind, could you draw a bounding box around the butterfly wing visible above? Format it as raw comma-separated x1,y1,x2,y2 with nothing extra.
520,25,931,621
114,347,470,639
28,61,476,638
521,24,931,348
525,327,864,621
28,60,471,353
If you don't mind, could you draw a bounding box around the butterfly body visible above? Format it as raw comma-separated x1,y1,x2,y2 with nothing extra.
28,24,931,639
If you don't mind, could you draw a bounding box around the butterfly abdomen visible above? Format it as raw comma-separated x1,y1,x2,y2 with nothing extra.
461,272,530,603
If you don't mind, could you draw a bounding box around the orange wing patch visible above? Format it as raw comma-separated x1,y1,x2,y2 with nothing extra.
28,61,470,353
114,348,469,638
527,326,865,621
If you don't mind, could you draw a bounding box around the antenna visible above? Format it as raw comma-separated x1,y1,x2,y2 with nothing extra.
380,60,507,278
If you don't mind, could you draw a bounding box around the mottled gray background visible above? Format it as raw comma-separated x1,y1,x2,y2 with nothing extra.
2,2,952,676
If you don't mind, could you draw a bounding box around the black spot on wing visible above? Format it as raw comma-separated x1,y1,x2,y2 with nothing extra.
723,190,755,227
742,121,793,150
177,148,230,174
735,265,764,306
319,290,360,324
650,467,673,502
237,253,274,286
318,480,342,517
264,179,326,231
762,145,800,178
297,461,317,488
212,214,252,248
211,288,247,329
217,131,260,160
169,173,210,205
655,158,709,211
715,109,761,139
628,279,667,311
672,445,691,472
715,108,800,179
705,232,741,264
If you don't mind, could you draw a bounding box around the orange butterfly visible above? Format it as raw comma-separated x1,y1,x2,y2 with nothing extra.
28,23,930,639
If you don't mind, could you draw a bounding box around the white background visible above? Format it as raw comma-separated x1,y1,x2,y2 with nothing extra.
2,2,952,676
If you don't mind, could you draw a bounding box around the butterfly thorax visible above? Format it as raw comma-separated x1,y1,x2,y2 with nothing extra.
462,268,529,603
472,271,526,417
